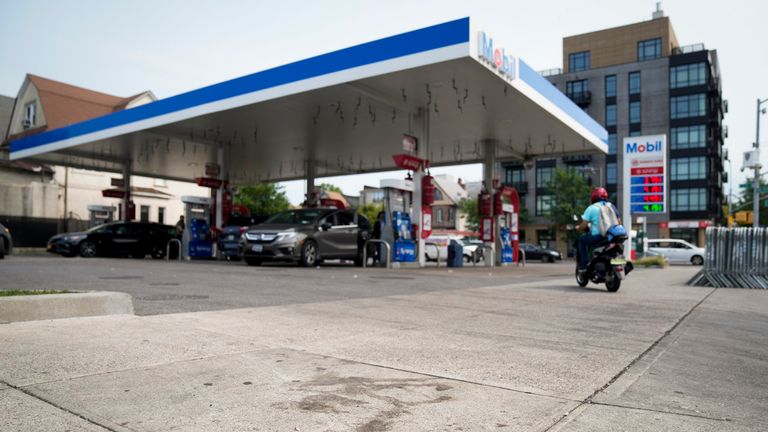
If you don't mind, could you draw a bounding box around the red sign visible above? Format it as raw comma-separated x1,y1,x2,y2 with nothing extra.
421,206,433,239
110,178,125,188
102,189,126,198
392,154,425,171
196,177,223,189
659,222,669,229
631,167,664,175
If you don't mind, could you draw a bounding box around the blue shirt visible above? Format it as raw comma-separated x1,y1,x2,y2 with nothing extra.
582,201,618,236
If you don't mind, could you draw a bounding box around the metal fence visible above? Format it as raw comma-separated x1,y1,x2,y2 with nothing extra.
688,227,768,289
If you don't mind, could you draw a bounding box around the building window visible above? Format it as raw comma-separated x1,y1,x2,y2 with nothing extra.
671,188,707,211
24,103,36,128
436,208,444,223
566,79,589,97
505,166,525,185
605,104,617,126
433,189,442,201
671,157,707,181
158,207,165,225
536,228,556,249
606,163,617,184
605,75,616,98
670,62,706,89
669,228,699,246
670,94,706,119
629,101,641,124
629,130,642,137
608,133,617,154
140,205,150,223
448,208,455,222
536,195,554,216
536,166,555,189
629,72,641,95
671,125,707,149
637,38,662,61
569,50,590,72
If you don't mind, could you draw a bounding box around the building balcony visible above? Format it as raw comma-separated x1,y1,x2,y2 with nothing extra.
566,91,591,107
672,43,705,55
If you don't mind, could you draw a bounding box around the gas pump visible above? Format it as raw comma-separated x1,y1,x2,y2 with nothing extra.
379,178,415,263
87,205,115,227
493,186,521,265
181,196,213,259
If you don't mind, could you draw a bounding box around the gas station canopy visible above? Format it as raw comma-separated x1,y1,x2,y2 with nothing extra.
10,17,607,184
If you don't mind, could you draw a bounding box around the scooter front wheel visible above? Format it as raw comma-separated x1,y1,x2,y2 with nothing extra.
575,268,589,287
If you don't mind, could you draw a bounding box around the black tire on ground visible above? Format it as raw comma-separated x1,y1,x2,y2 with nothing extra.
353,256,364,267
150,246,165,259
130,251,146,259
0,239,5,259
245,258,262,266
301,240,319,267
542,255,552,263
575,268,589,287
691,255,704,266
78,240,98,258
606,277,621,292
227,256,242,262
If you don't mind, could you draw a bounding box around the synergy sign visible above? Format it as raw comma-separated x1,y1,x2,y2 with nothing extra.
622,135,667,215
476,31,516,80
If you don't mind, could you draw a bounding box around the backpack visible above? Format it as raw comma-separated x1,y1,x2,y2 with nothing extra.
596,202,620,236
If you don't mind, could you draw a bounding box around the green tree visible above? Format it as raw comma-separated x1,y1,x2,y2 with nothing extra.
358,203,384,224
459,198,479,232
546,168,593,244
234,183,291,217
317,183,342,193
733,176,768,226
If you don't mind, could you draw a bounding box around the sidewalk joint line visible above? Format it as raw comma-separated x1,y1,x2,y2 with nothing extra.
542,287,719,431
0,379,124,432
589,400,730,422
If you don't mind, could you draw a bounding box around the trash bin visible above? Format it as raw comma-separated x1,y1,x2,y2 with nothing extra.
447,240,463,268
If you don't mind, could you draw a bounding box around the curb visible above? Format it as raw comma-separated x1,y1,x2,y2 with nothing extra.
0,291,134,323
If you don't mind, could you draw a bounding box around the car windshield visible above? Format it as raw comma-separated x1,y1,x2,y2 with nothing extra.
85,223,115,233
264,209,327,225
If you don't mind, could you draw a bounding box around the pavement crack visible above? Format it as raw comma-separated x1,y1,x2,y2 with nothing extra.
0,379,122,432
541,287,719,431
589,400,730,422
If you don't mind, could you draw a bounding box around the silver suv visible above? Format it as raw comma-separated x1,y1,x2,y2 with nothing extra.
239,208,371,267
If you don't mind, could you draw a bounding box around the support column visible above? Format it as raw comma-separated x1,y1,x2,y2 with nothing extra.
415,108,429,268
483,139,496,267
215,144,225,230
306,158,316,205
121,162,132,222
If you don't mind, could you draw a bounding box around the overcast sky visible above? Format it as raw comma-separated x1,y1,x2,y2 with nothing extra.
1,0,766,204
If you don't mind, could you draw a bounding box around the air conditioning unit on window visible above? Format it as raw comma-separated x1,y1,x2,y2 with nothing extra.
22,119,31,129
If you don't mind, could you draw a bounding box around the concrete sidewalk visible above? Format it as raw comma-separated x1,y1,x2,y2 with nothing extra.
1,267,766,431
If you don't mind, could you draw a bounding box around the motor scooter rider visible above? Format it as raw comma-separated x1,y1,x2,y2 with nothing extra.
577,187,621,273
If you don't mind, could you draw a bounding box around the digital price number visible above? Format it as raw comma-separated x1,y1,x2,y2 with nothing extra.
629,174,665,213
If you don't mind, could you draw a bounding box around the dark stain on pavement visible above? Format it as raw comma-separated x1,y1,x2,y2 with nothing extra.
282,372,453,431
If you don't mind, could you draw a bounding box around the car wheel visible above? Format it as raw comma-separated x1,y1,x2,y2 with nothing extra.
245,258,262,266
78,240,98,258
301,240,319,267
150,246,165,259
542,255,552,263
691,255,704,266
0,239,5,259
353,257,364,267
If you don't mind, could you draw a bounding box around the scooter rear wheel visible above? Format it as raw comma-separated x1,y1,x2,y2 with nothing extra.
606,277,621,292
575,268,589,287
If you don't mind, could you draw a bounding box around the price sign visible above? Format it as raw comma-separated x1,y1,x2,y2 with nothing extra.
623,135,667,215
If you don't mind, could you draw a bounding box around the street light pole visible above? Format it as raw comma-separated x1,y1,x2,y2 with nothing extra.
754,98,767,228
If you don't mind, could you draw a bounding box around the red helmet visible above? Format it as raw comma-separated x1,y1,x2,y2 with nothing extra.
591,187,609,204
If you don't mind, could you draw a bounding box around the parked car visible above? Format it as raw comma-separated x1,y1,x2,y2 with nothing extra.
47,222,177,259
239,208,371,267
424,235,479,263
217,214,266,261
646,238,705,265
519,243,562,263
0,222,13,259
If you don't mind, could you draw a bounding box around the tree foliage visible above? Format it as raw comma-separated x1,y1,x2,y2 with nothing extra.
317,182,342,193
546,168,593,227
234,183,291,217
358,203,384,224
459,198,479,232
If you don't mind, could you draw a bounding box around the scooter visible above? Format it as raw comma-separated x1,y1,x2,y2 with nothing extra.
573,219,634,292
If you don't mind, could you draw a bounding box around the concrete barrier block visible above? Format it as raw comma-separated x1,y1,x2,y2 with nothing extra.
0,291,134,323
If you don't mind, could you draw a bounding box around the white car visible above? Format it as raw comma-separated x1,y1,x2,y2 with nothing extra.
424,235,479,263
646,238,705,265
